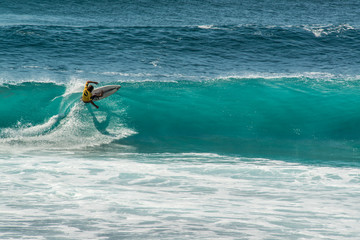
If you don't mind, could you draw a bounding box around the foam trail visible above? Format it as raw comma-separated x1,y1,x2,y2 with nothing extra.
0,81,134,151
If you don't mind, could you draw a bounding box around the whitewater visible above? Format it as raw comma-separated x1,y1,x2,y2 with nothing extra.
1,0,360,239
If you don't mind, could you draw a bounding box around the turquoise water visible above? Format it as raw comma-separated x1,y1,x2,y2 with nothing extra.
2,77,360,163
1,0,360,239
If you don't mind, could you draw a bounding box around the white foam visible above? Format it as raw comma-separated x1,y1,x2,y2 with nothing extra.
198,25,214,29
0,101,136,152
59,77,86,98
214,72,360,86
216,72,338,81
0,114,62,138
0,76,61,87
303,24,355,37
1,153,359,239
99,71,153,77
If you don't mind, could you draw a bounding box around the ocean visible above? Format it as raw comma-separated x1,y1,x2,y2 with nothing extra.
1,0,360,239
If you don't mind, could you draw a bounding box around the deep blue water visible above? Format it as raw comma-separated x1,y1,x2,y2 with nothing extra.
1,1,360,239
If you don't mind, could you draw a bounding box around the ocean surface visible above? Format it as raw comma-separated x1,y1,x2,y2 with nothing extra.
1,0,360,239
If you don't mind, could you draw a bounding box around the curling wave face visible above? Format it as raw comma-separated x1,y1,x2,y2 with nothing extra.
1,77,360,161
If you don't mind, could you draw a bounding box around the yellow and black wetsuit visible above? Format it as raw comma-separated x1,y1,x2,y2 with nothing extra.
82,82,92,102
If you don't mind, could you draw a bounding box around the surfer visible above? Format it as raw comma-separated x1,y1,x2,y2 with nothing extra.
82,81,103,109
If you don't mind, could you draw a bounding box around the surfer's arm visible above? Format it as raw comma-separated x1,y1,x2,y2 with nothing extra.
90,100,99,109
86,81,98,85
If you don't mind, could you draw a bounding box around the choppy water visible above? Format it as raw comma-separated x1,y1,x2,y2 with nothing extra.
1,0,360,239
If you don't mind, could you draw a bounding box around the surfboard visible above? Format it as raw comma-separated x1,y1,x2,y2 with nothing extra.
91,85,121,101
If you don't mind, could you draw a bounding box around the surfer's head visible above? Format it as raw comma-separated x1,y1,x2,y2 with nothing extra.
88,85,94,92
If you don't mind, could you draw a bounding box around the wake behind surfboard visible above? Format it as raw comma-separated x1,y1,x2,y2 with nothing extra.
92,85,121,101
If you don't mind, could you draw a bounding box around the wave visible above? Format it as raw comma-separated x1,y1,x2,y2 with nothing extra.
1,22,360,91
2,23,359,79
1,76,360,158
